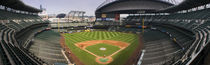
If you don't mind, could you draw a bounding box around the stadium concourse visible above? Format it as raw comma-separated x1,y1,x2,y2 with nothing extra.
0,0,210,65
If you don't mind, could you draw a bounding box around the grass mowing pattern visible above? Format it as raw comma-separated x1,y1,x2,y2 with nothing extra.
64,31,139,65
86,43,120,56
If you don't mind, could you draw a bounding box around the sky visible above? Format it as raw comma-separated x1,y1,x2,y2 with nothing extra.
21,0,105,16
21,0,183,16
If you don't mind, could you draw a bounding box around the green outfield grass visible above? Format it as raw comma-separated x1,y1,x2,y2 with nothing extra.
86,43,120,56
63,31,139,65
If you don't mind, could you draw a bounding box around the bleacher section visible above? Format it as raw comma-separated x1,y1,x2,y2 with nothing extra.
0,9,49,64
50,22,92,28
0,24,44,65
141,30,181,65
95,21,121,26
108,27,141,33
29,30,67,64
124,8,210,65
155,26,194,50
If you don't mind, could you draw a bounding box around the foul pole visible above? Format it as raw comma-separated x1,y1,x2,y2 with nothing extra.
142,18,144,34
58,18,60,32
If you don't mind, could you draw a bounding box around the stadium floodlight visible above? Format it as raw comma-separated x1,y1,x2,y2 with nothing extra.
56,13,66,18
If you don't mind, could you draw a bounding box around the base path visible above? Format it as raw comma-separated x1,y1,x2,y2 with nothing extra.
60,35,85,65
124,34,143,65
75,40,129,49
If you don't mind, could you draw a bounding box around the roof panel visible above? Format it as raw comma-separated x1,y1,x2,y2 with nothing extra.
158,0,210,13
97,0,183,10
0,0,41,13
96,0,175,14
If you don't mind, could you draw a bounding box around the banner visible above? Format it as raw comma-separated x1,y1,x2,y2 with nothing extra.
102,14,107,18
115,14,120,21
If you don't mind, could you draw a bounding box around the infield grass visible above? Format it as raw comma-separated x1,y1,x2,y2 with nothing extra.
86,43,120,56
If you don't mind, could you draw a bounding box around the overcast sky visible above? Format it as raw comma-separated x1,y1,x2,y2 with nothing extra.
21,0,183,16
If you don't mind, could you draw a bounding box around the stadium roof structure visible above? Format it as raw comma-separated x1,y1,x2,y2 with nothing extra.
159,0,210,13
95,0,176,14
0,0,42,13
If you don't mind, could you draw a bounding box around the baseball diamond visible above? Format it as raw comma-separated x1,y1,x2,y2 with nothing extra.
1,0,210,65
62,31,141,65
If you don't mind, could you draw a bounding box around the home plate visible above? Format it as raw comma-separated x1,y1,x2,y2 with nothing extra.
100,47,106,51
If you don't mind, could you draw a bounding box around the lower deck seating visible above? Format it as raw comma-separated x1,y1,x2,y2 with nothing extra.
16,26,48,48
29,30,67,64
0,24,45,65
108,27,141,33
142,30,182,65
155,26,194,50
50,22,91,28
0,9,49,65
124,8,210,65
95,22,121,26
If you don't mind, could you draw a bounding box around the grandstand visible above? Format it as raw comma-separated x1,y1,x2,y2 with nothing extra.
94,0,210,65
0,0,209,65
0,0,49,65
29,30,67,64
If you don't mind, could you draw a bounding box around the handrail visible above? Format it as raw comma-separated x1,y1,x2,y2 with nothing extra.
174,30,200,64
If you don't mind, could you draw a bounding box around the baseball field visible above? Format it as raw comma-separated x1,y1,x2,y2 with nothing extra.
62,31,140,65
